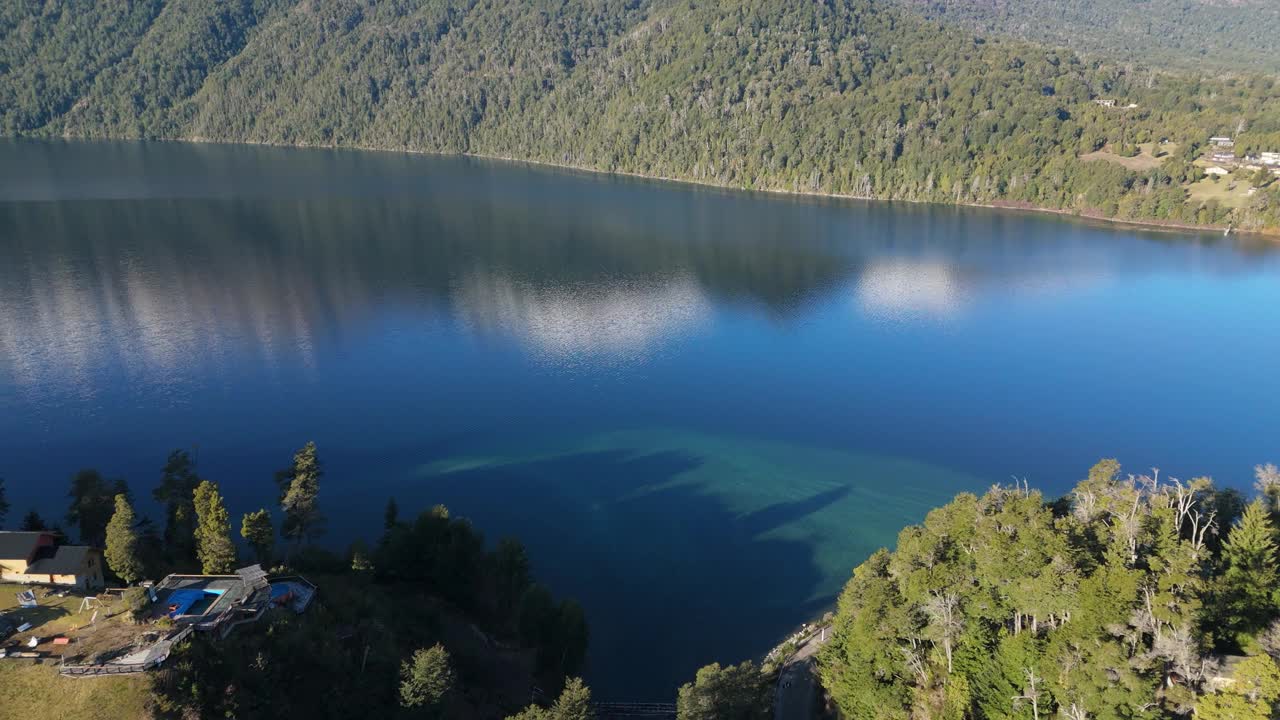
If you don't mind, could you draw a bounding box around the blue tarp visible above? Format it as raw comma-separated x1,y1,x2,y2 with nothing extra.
166,589,209,618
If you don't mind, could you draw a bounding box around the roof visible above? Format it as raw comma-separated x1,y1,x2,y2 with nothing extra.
25,545,98,576
0,532,50,562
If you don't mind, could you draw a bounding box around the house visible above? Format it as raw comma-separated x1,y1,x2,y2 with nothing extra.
1261,151,1280,166
1210,136,1235,148
1205,166,1230,176
0,531,105,590
1094,98,1116,108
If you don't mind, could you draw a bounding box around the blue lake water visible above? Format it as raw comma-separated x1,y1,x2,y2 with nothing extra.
1,139,1278,698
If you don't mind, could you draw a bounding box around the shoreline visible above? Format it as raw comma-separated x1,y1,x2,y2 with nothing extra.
24,132,1280,241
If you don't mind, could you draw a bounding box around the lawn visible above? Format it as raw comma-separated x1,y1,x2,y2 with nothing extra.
0,663,153,720
1081,142,1174,172
1187,176,1256,209
0,583,101,636
0,585,155,719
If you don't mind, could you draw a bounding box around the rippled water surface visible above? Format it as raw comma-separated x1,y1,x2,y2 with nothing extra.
2,139,1279,698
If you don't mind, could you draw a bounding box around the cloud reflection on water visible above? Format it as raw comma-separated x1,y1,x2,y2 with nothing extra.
855,260,965,322
453,271,710,361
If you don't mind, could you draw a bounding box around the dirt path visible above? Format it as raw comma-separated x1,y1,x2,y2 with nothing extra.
774,630,828,720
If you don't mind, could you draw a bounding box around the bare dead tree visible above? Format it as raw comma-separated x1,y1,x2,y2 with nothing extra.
1012,669,1044,720
1061,702,1089,720
924,592,963,674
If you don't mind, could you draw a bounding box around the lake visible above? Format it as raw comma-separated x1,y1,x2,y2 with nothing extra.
1,139,1278,699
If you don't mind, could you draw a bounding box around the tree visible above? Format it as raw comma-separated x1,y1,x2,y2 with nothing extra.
20,510,47,531
154,449,202,564
1256,463,1280,513
676,661,769,720
0,477,8,528
280,441,325,547
494,537,532,617
104,494,144,584
553,600,590,676
66,469,128,546
240,509,274,565
399,644,454,713
1218,500,1280,640
384,497,399,531
194,480,236,574
1197,655,1280,720
507,677,592,720
120,586,151,623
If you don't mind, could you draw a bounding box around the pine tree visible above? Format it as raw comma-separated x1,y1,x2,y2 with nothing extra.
154,449,202,564
240,509,274,565
281,441,325,548
399,644,454,712
384,497,399,531
193,480,236,574
104,494,144,584
506,678,592,720
20,510,46,531
66,469,128,546
1219,500,1280,638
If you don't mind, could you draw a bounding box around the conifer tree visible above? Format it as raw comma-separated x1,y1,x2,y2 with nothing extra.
384,497,399,531
104,494,144,584
193,480,236,574
20,510,46,531
240,509,273,565
1219,500,1280,638
66,469,128,546
154,449,202,564
399,644,454,713
280,441,325,548
506,678,592,720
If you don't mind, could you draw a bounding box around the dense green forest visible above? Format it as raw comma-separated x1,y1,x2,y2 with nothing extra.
3,0,1280,232
819,460,1280,720
895,0,1280,74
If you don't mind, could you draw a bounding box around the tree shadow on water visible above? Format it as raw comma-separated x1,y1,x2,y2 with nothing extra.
403,448,836,701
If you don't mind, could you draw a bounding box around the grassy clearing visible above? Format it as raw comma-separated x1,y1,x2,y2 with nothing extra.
0,663,152,720
1,583,106,636
1080,142,1173,172
1188,176,1256,209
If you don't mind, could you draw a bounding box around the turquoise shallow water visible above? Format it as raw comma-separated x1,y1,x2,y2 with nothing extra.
1,139,1279,698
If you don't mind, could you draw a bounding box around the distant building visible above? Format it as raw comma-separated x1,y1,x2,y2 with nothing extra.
0,531,104,590
1205,167,1230,176
1209,136,1235,148
1211,152,1237,163
1094,98,1116,108
1261,151,1280,166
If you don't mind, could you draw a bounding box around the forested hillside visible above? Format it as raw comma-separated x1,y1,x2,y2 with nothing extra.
820,461,1280,719
3,0,1280,231
895,0,1280,74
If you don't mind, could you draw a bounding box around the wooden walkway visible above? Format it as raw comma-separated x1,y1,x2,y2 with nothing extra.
593,702,677,718
59,626,194,678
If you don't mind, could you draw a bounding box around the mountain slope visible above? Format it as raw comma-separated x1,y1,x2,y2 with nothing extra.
4,0,1280,231
895,0,1280,73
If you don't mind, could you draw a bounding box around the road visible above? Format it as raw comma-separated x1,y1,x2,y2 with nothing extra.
774,628,828,720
